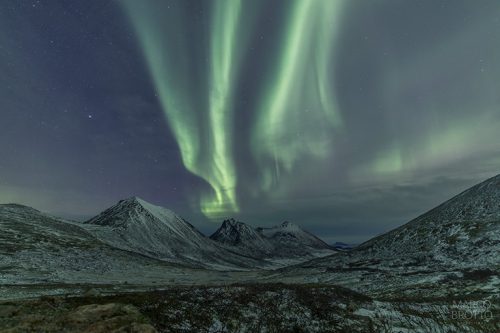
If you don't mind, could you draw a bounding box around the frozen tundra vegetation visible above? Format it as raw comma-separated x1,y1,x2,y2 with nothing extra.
0,284,498,332
0,174,499,332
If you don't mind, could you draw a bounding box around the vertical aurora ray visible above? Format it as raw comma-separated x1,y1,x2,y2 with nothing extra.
252,0,345,191
201,0,243,217
121,1,202,173
122,1,251,218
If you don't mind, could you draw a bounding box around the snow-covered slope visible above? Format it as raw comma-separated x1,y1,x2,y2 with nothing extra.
0,203,225,286
257,221,333,253
355,174,500,267
210,219,335,261
273,174,500,298
82,197,267,270
84,197,209,260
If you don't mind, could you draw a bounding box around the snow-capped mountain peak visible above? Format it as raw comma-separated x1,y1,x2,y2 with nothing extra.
86,196,195,233
257,222,330,250
83,197,211,261
211,218,334,260
280,221,298,229
209,219,272,255
82,198,269,269
210,219,264,244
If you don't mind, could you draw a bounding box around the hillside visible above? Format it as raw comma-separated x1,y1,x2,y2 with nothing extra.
272,174,500,299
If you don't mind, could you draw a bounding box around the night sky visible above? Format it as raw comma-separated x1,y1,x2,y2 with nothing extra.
1,0,500,243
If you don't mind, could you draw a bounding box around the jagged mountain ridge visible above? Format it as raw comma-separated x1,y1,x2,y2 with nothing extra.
0,196,337,277
82,197,268,270
210,219,274,257
83,197,335,268
210,219,335,260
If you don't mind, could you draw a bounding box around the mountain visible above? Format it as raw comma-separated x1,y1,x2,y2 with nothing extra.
84,198,334,268
210,219,335,261
331,242,357,251
82,197,267,270
209,219,274,257
355,174,500,267
257,221,333,253
0,203,218,287
84,197,209,260
274,174,500,298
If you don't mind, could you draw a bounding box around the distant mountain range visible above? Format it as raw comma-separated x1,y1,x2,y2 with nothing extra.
1,174,498,300
210,218,333,261
81,197,335,269
82,197,264,270
0,196,336,286
331,242,357,251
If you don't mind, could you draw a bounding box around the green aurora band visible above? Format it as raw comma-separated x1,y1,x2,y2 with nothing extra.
121,0,344,219
203,0,245,217
253,0,344,190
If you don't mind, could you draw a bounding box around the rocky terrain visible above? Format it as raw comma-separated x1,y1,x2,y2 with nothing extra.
3,283,497,333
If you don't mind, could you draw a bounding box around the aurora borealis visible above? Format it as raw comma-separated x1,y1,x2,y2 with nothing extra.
121,0,346,218
1,0,500,242
121,0,252,217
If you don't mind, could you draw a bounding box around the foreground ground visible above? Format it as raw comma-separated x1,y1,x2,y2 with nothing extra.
0,283,498,333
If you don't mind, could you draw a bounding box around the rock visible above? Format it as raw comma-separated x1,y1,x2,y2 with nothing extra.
83,288,101,298
65,303,157,333
0,305,18,318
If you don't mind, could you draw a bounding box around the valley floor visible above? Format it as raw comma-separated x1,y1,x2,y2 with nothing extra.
0,283,498,333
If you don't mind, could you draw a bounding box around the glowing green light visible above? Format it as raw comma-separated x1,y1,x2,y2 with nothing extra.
201,0,243,217
252,0,345,190
122,1,254,218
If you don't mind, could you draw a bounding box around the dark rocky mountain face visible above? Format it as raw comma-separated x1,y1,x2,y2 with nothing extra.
210,219,335,260
210,219,267,246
